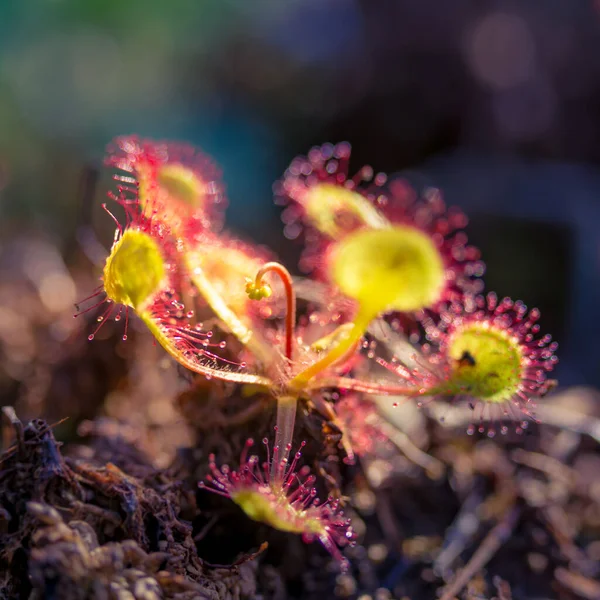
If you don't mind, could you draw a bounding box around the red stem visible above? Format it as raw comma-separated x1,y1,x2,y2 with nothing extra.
255,262,296,361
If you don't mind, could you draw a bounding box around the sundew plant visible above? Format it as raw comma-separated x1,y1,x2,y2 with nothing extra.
78,137,558,570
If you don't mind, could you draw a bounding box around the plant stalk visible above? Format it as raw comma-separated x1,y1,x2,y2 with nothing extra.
270,395,298,484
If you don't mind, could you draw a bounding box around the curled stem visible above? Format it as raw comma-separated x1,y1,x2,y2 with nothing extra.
252,262,296,361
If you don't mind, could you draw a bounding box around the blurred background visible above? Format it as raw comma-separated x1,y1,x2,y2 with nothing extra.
0,0,598,395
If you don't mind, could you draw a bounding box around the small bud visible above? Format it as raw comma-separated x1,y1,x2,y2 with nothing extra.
245,278,272,301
